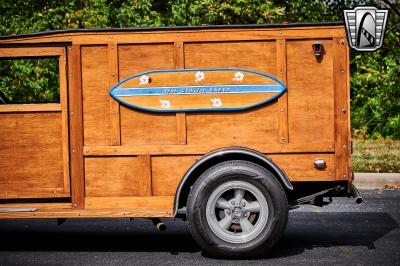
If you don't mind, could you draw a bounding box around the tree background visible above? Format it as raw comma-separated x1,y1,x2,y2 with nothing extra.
0,0,399,138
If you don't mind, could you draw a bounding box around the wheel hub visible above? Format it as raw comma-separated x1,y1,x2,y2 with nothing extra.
205,181,269,244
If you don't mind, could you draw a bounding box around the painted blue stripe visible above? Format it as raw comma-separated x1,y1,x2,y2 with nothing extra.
112,84,282,97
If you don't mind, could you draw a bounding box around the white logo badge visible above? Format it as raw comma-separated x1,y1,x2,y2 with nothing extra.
344,6,388,51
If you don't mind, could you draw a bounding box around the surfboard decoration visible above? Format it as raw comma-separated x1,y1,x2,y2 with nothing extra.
109,68,286,113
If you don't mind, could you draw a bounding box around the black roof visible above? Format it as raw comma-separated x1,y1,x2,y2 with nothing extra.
0,22,343,40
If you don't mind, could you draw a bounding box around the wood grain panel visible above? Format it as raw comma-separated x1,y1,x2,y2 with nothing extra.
186,103,279,146
0,112,66,198
152,156,198,196
184,41,279,146
184,41,277,76
118,44,177,145
68,45,85,209
84,142,334,156
333,37,351,181
81,45,111,145
276,39,288,143
0,26,346,46
270,154,335,181
0,209,173,219
286,39,335,144
85,196,173,209
118,43,175,79
0,104,61,112
109,43,121,145
85,157,140,197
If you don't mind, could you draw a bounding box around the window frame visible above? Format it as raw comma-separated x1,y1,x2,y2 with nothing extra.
0,46,66,113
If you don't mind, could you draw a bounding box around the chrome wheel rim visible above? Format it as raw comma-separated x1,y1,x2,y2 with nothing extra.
205,180,269,244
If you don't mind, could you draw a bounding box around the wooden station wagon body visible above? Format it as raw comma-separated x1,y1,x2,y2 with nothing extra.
0,22,352,221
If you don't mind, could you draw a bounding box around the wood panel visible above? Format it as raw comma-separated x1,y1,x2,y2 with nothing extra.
0,112,66,198
0,203,71,210
0,47,65,57
137,155,152,196
333,37,351,181
184,41,279,146
83,142,334,156
277,39,288,143
184,41,277,76
286,39,335,144
118,43,177,145
186,104,279,146
81,45,111,145
0,27,346,45
59,51,70,194
85,196,173,209
0,104,61,112
85,157,140,197
270,154,335,181
0,209,173,219
68,45,85,209
109,43,121,145
152,156,198,196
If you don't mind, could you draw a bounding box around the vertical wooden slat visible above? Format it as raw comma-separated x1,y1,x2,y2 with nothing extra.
109,43,121,145
333,37,350,181
59,49,70,194
176,113,187,144
175,41,187,144
68,45,85,209
137,155,152,196
277,39,288,144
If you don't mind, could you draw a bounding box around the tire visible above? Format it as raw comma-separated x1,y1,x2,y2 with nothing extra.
187,160,288,258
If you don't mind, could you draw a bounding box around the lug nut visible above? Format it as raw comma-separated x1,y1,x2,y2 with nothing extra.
231,200,235,205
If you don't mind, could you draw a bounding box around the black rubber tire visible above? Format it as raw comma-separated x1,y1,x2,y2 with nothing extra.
187,160,288,258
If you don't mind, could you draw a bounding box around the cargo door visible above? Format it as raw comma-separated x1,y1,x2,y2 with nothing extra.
0,46,70,199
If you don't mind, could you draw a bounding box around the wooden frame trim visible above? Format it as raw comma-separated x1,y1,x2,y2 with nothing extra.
0,209,173,219
0,187,69,199
174,41,187,144
333,37,350,181
0,27,346,45
109,43,121,145
0,47,65,57
277,39,288,144
137,155,153,197
59,50,71,194
68,45,85,209
83,142,335,156
0,104,61,112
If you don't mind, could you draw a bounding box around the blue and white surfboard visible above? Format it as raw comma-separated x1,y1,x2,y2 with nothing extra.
109,68,286,113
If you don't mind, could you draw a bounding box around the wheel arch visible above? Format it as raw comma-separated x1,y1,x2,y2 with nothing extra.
173,147,293,217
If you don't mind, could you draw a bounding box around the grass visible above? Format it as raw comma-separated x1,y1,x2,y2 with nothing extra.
352,139,400,173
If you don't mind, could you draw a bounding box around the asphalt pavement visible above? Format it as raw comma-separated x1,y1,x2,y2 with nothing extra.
0,189,399,265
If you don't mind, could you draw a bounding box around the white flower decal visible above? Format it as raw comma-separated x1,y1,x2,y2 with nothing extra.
194,71,205,83
139,75,150,85
210,98,223,107
233,71,244,81
160,100,171,109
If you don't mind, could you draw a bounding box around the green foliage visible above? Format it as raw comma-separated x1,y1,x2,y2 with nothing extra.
0,0,398,138
0,58,59,103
